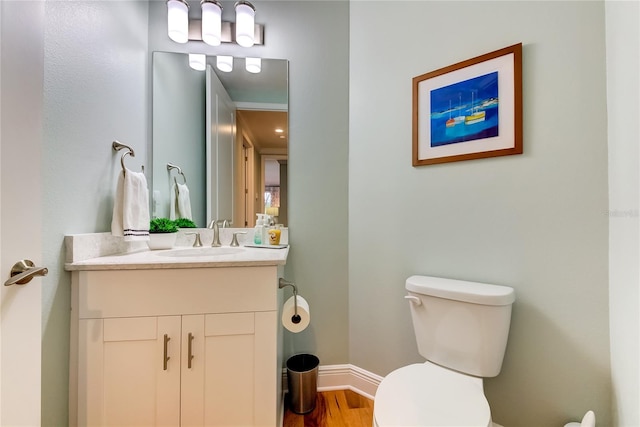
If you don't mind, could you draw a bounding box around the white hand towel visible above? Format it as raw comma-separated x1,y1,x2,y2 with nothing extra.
176,183,192,220
170,183,192,220
111,169,150,241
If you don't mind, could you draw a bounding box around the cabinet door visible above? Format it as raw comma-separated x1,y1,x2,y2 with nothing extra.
181,313,256,427
78,316,181,426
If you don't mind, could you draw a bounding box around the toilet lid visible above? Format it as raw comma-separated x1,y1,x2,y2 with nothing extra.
374,362,491,427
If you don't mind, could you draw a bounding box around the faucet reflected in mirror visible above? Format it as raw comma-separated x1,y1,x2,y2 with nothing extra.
152,51,288,228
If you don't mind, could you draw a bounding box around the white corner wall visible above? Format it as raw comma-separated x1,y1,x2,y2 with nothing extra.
349,1,610,426
1,1,45,424
606,1,640,426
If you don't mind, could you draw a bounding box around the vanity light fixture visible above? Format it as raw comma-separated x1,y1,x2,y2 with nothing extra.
201,0,222,46
216,55,233,72
167,0,263,46
188,53,207,71
167,0,190,43
234,1,256,47
245,57,261,73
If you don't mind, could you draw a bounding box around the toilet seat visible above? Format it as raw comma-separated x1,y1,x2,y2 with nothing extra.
373,362,491,427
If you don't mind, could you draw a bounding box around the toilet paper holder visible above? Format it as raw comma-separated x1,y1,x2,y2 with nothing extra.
279,278,301,324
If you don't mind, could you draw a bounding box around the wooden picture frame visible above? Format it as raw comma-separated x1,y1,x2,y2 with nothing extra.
412,43,523,166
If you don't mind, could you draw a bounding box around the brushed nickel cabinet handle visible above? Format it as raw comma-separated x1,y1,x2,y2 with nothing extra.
4,260,48,286
188,332,194,369
163,334,171,371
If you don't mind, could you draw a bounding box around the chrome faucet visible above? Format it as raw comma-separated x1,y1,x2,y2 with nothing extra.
207,219,222,247
207,219,231,247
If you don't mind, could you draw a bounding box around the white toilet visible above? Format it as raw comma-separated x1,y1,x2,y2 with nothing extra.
373,275,516,427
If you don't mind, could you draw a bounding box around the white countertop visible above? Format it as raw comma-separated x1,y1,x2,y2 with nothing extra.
65,245,289,271
64,229,289,271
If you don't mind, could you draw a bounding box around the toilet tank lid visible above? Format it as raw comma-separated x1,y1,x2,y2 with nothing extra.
406,275,515,306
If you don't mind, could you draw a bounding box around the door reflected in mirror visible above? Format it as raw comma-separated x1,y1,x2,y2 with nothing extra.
152,51,288,228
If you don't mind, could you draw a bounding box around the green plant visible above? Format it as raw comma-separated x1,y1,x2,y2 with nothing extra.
149,217,178,233
174,218,197,228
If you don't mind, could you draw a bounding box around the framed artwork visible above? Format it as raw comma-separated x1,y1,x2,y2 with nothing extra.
412,43,523,166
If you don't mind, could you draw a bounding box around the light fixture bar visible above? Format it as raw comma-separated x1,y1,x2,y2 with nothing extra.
188,20,264,45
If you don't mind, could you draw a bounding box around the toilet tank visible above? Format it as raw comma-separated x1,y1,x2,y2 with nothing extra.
406,275,515,378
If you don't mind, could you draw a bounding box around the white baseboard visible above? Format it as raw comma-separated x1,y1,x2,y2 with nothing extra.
282,364,383,400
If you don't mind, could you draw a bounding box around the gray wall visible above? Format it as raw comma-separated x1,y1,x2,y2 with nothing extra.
349,2,611,426
42,2,149,425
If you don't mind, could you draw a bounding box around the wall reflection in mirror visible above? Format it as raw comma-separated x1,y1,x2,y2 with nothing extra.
152,51,288,228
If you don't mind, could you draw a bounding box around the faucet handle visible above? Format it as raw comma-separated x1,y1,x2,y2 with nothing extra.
185,232,203,247
230,232,247,247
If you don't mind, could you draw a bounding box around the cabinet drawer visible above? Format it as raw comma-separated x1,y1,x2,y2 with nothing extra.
76,266,279,319
205,313,254,336
103,317,157,342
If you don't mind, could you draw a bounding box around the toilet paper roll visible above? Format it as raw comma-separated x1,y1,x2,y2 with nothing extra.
282,295,310,333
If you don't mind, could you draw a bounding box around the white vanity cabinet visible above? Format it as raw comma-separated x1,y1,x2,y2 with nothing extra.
69,265,283,427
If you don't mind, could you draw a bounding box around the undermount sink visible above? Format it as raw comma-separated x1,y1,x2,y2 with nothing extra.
156,247,245,258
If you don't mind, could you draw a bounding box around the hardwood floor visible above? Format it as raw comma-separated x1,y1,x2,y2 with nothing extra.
283,390,374,427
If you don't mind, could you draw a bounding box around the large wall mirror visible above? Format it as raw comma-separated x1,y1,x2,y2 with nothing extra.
152,51,288,228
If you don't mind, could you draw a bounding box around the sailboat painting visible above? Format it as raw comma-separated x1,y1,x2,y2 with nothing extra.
429,71,499,147
413,43,522,167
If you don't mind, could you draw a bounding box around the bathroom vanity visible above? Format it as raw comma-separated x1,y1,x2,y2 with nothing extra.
65,235,288,427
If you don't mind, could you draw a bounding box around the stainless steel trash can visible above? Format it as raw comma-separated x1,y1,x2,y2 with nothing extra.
286,354,319,414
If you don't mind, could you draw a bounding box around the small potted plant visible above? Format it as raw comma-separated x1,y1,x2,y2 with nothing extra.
173,218,197,229
148,217,178,250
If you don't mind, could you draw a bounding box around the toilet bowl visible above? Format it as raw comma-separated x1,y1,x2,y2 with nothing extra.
373,362,492,427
